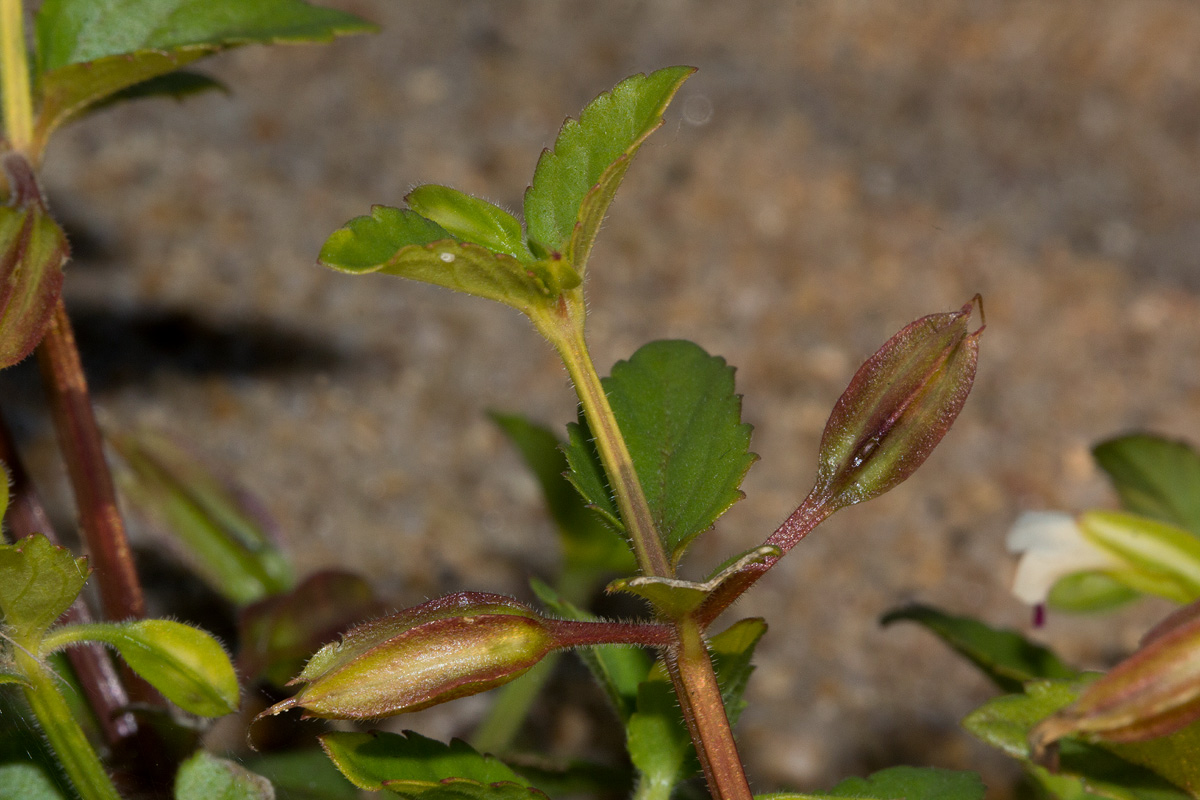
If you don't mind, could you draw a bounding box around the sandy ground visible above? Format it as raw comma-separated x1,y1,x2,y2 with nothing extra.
6,1,1200,795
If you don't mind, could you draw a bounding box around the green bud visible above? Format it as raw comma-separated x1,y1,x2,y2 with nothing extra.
1031,609,1200,761
258,592,554,720
813,297,983,509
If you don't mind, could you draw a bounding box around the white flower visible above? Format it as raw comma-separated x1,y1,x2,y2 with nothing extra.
1006,511,1124,605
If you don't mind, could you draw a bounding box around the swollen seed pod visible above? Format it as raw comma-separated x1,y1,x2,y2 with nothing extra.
258,592,554,720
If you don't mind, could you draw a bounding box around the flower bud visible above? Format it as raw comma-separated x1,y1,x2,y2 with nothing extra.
258,592,553,720
1031,610,1200,762
812,297,983,509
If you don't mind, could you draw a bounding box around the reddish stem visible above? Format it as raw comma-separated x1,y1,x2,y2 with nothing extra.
544,618,675,649
36,299,145,622
0,410,138,747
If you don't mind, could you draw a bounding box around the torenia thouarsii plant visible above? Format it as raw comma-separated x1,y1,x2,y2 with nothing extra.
256,67,989,800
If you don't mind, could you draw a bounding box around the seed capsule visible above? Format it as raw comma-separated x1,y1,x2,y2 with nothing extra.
258,592,553,720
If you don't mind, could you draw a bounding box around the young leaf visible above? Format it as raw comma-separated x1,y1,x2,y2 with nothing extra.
759,766,986,800
530,579,652,721
965,678,1193,800
35,0,375,72
43,619,239,717
109,428,294,606
880,604,1079,692
561,417,622,531
406,187,534,263
524,66,694,277
0,534,89,648
0,153,70,369
319,206,563,316
1079,511,1200,603
0,763,69,800
174,751,274,800
490,413,634,579
237,569,384,688
583,340,757,565
1094,435,1200,537
318,730,541,795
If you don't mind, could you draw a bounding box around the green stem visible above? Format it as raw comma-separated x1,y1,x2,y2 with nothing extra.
15,648,124,800
0,0,33,154
532,296,672,579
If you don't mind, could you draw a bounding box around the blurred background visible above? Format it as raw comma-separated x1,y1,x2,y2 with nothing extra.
5,0,1200,794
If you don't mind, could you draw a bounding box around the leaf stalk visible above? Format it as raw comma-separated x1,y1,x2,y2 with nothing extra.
0,0,33,155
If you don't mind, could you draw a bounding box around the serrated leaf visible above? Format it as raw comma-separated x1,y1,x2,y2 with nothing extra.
626,619,768,798
0,534,88,647
34,50,213,150
491,413,634,579
174,751,273,800
109,428,294,606
607,546,778,618
880,604,1079,693
407,187,533,263
0,154,70,369
35,0,375,72
319,730,539,794
524,66,693,278
0,763,69,800
530,578,651,721
760,766,986,800
238,569,384,688
242,749,359,800
965,679,1193,800
44,619,239,717
319,206,563,316
589,340,756,565
1094,435,1200,538
561,417,622,531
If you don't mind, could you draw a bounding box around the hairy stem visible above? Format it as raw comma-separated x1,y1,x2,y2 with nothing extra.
0,411,138,747
38,301,146,621
533,295,672,579
668,618,752,800
0,0,33,155
16,649,124,800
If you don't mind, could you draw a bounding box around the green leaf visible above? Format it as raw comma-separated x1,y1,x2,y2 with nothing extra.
237,569,384,688
880,604,1079,693
561,416,622,531
174,751,273,800
34,50,212,149
242,749,360,800
35,0,376,72
44,619,239,717
490,413,634,580
760,766,986,800
0,763,69,800
965,678,1192,800
0,534,88,648
407,187,533,263
589,340,756,564
504,758,633,799
625,618,768,799
319,206,564,316
109,429,294,606
607,546,779,618
1049,571,1142,613
1094,435,1200,537
530,578,651,721
94,69,226,107
319,730,544,797
0,461,9,521
0,154,70,369
524,66,693,277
